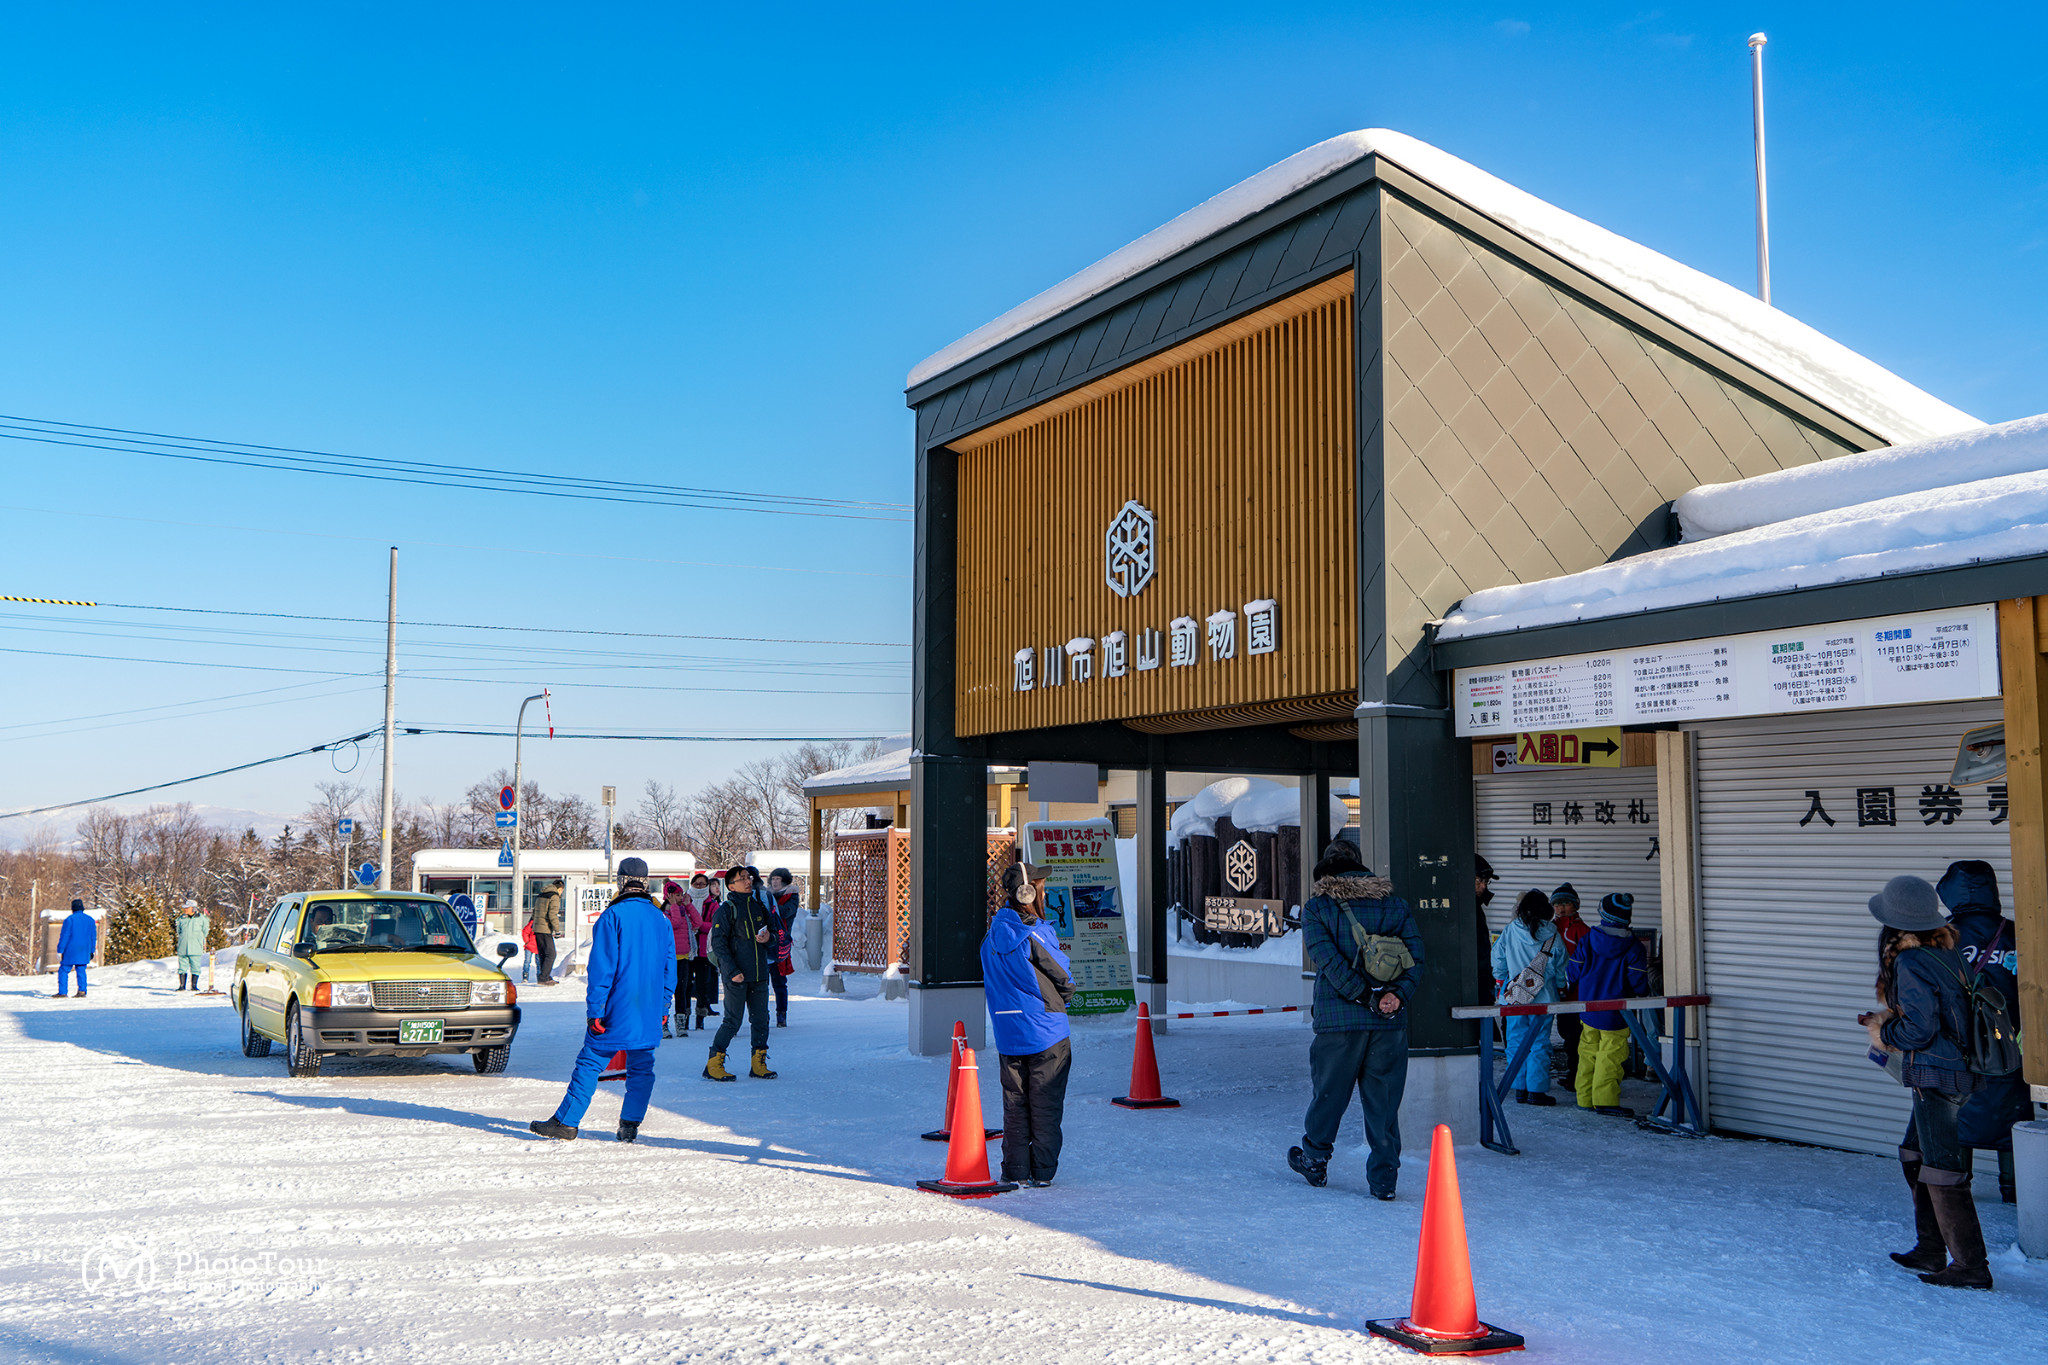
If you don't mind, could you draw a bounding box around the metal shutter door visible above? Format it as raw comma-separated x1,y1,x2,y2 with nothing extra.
1474,768,1661,937
1694,700,2009,1157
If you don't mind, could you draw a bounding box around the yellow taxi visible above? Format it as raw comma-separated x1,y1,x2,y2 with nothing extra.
232,890,522,1078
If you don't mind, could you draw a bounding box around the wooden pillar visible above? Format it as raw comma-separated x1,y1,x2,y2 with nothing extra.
1998,598,2048,1092
807,802,823,913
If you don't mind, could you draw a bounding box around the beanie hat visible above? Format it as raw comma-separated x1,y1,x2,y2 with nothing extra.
1550,882,1580,907
1598,892,1634,927
617,856,650,880
662,880,683,895
1313,837,1369,882
1868,875,1946,932
71,897,85,913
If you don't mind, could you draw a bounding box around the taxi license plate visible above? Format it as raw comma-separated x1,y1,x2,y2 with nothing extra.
398,1019,444,1045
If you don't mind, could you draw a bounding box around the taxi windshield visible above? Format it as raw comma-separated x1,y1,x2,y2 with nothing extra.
299,899,475,954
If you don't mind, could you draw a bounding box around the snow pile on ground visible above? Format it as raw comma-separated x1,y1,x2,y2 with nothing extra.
1676,412,2048,540
1,958,2039,1363
907,130,1978,446
1440,442,2048,640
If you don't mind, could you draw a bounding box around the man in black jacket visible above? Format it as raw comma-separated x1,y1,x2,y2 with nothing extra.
706,866,777,1081
1939,859,2031,1203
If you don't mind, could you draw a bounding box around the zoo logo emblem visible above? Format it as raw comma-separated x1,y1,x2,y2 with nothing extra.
81,1236,157,1293
1104,500,1156,599
1224,839,1258,894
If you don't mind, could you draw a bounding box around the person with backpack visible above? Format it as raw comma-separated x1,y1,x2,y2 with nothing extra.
1491,889,1568,1106
705,866,777,1081
1566,892,1649,1116
1288,838,1425,1199
1938,860,2030,1204
1860,875,1991,1290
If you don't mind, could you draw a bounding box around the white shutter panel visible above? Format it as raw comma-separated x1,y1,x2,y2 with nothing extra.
1694,700,2008,1158
1474,767,1662,937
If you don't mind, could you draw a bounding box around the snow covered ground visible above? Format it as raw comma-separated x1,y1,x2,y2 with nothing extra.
1,954,2041,1364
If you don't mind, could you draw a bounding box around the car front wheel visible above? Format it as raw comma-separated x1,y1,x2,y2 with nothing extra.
239,992,272,1058
473,1045,511,1074
285,1004,322,1078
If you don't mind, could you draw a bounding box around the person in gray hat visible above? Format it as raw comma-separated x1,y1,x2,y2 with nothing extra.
1858,874,1991,1290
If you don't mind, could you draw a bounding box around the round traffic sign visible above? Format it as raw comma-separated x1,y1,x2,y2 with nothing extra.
499,785,517,811
449,893,478,933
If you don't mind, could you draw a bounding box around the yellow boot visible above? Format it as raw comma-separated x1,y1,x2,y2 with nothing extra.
703,1050,735,1082
751,1048,778,1079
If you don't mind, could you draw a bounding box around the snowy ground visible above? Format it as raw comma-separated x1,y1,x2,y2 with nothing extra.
1,954,2041,1364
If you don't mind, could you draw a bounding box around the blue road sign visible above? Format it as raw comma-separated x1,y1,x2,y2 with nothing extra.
356,861,378,887
499,785,517,811
494,810,517,829
497,840,515,868
449,893,478,933
338,817,354,837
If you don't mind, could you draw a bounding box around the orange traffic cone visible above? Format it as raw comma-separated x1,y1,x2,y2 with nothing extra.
600,1051,628,1081
1368,1125,1523,1356
915,1045,1017,1198
922,1021,1001,1142
1111,1001,1180,1108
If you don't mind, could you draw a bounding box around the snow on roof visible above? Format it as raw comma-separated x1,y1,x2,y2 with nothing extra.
802,747,913,792
908,129,1978,446
411,849,698,874
1438,417,2048,641
1675,413,2048,540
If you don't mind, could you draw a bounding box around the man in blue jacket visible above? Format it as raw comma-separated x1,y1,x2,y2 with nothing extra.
530,857,676,1142
1289,838,1425,1199
1939,860,2030,1203
982,862,1074,1187
54,899,96,998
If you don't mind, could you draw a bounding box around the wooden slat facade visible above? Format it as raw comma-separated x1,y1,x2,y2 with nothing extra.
950,278,1357,737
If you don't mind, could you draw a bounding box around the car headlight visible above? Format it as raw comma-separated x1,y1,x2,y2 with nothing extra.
330,982,372,1007
470,980,507,1006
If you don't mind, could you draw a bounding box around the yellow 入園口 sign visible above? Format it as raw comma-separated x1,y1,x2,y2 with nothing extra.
1516,727,1622,768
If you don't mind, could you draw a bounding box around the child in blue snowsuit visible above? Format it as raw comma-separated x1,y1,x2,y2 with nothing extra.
1491,889,1569,1105
1567,892,1649,1115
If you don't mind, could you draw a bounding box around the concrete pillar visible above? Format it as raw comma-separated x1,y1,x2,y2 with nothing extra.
2017,1119,2048,1259
1134,759,1170,1032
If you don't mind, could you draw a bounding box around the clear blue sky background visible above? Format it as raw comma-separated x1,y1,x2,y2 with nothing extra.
2,2,2043,834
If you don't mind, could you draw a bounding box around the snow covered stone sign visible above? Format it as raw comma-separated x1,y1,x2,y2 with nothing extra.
1453,605,1998,736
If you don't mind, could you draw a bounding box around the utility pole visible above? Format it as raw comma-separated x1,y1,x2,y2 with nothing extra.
511,690,548,975
602,786,617,881
1749,32,1771,304
378,547,398,891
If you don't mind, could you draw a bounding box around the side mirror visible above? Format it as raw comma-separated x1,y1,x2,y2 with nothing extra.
496,942,518,962
292,942,316,959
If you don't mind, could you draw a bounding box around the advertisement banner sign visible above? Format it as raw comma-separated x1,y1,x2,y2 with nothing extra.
1024,818,1136,1015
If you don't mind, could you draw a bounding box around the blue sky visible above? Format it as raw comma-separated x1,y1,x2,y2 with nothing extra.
2,3,2043,830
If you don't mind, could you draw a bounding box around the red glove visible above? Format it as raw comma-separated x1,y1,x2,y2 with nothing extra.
588,1018,606,1034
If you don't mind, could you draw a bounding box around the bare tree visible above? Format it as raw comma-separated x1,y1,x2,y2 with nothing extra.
627,780,687,849
297,782,369,889
204,828,272,924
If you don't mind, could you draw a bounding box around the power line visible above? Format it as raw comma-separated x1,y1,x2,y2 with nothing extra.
0,501,910,579
6,595,909,648
401,727,890,742
0,729,380,820
0,414,911,522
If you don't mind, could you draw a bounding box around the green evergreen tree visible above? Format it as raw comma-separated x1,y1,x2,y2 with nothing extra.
103,885,175,964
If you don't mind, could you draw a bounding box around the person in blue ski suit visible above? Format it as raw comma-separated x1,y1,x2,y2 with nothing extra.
1491,889,1569,1105
982,861,1074,1186
55,899,96,998
1567,892,1649,1115
1937,860,2030,1204
530,857,676,1142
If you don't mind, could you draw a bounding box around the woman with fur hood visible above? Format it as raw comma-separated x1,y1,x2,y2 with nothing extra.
1287,837,1425,1200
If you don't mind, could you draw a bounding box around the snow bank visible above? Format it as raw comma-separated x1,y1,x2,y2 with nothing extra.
1676,412,2048,541
1441,466,2048,639
908,129,1978,445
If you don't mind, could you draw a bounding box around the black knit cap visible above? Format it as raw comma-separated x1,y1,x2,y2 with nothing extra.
1550,882,1580,906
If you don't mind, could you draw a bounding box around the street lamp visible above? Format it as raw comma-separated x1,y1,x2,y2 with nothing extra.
511,690,548,980
1749,32,1771,304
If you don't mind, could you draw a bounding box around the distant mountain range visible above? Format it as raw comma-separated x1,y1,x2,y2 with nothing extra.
0,804,293,850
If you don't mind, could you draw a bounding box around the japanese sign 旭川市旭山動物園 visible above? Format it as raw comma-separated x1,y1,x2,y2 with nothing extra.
1012,600,1279,692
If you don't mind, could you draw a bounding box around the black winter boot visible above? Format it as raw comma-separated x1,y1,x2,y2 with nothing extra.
661,1014,673,1039
1287,1146,1328,1188
1918,1182,1993,1289
528,1118,578,1141
617,1120,640,1143
1999,1149,2017,1205
1890,1159,1947,1272
176,974,187,991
